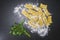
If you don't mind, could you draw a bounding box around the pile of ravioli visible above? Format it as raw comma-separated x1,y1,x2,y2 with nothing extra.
22,3,52,29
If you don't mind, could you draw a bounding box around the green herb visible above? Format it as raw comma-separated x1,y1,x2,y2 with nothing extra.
9,20,31,37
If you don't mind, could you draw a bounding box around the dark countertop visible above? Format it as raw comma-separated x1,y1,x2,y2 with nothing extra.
0,0,60,40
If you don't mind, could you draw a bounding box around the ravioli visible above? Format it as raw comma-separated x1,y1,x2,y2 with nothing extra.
22,3,52,28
